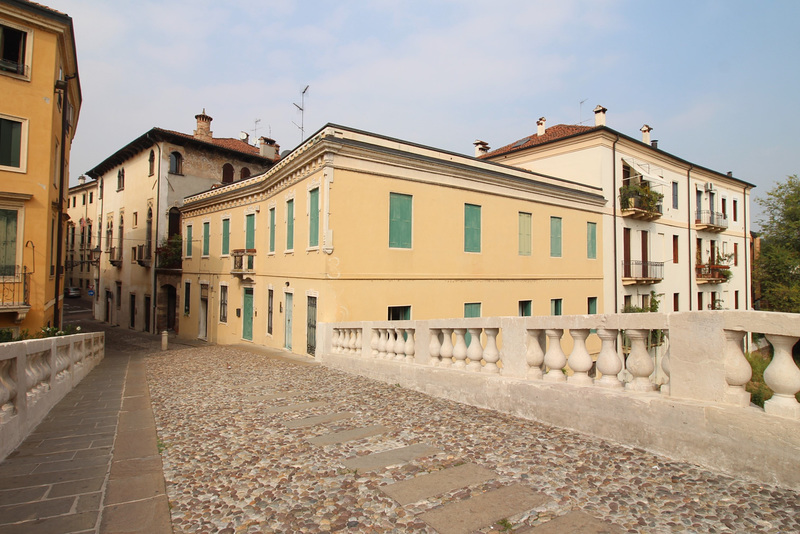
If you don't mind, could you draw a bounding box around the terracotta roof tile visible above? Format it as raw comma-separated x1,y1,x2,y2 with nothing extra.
155,128,261,157
480,124,598,159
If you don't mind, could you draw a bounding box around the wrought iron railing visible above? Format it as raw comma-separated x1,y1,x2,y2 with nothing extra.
621,260,664,280
0,266,30,307
695,210,728,229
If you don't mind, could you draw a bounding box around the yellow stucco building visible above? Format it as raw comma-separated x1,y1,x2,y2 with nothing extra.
0,0,81,334
179,125,606,355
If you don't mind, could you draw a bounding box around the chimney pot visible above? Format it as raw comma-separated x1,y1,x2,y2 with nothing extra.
259,136,280,161
727,171,733,177
651,140,658,149
78,175,86,185
537,117,546,136
593,105,607,127
640,124,652,145
473,140,490,157
194,109,213,140
240,131,250,144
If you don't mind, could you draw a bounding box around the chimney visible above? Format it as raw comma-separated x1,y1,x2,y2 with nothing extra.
194,109,213,140
537,117,546,136
239,131,250,144
651,140,658,149
727,171,733,177
594,105,607,127
78,175,86,185
259,137,280,161
640,124,652,145
473,140,490,157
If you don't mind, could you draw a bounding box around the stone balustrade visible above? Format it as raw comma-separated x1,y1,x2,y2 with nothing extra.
322,311,800,490
0,332,104,460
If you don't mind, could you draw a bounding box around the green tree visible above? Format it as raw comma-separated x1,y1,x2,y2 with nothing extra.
755,174,800,312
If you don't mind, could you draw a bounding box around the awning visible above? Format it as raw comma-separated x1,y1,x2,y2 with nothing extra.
623,158,670,187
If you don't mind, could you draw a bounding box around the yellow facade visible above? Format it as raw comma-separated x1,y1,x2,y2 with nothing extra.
180,125,605,355
0,1,81,334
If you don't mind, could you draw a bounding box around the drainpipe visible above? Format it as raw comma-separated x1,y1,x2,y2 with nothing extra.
54,79,71,329
148,134,162,333
743,185,749,309
686,165,694,310
612,135,620,312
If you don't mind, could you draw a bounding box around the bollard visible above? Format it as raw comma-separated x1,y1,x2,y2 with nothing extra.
161,330,168,351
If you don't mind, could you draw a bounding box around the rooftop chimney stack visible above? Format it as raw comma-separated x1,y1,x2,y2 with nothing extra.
259,137,280,162
194,109,213,141
537,117,547,136
594,105,607,127
473,140,490,157
651,140,658,149
640,124,652,145
78,175,86,185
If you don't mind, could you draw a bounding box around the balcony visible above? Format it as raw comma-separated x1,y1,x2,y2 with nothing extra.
619,185,663,221
137,244,152,267
621,260,664,285
696,264,731,284
0,266,31,322
231,249,256,278
108,247,123,267
695,210,728,232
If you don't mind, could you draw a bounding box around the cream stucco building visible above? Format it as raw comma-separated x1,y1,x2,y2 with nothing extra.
65,175,97,295
179,124,607,355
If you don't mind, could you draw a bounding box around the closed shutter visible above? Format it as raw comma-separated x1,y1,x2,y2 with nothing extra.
389,193,412,248
286,200,294,250
221,219,229,255
519,212,531,256
464,204,481,253
550,217,562,257
309,189,319,247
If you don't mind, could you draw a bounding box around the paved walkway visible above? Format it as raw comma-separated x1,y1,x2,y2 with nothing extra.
1,322,799,533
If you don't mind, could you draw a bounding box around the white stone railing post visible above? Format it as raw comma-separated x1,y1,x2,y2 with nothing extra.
440,328,453,368
355,329,363,356
567,329,593,386
543,329,566,382
483,328,500,374
466,328,483,372
377,328,387,359
452,328,468,369
723,329,751,407
385,328,395,359
595,328,622,388
370,329,379,358
404,328,415,363
394,328,405,361
763,334,800,419
625,329,655,391
659,331,671,395
428,328,441,366
0,358,16,423
525,329,545,380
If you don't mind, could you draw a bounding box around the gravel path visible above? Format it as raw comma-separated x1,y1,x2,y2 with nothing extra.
145,346,800,534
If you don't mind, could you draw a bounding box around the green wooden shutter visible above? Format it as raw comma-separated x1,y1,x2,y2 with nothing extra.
519,212,531,256
221,219,230,255
245,214,255,249
588,297,597,314
202,222,210,256
464,204,481,253
269,208,275,253
286,199,294,250
185,225,192,257
519,300,532,317
587,222,596,259
389,193,412,248
309,188,319,247
550,299,562,316
464,302,481,345
550,217,562,257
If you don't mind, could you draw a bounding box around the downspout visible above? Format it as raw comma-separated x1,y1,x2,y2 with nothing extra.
612,135,620,312
686,165,694,310
743,185,749,309
148,135,162,333
54,83,70,329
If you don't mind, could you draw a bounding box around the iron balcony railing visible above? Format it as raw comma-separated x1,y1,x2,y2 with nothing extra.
621,260,664,280
137,244,152,266
696,264,730,281
108,246,123,266
695,210,728,229
231,249,256,273
0,265,30,307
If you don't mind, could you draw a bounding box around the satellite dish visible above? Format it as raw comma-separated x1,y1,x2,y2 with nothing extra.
280,150,291,157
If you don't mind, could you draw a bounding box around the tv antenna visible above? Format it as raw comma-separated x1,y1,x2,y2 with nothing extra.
293,85,309,143
251,118,261,140
578,98,588,125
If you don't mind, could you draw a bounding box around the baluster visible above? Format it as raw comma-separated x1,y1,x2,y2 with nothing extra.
625,329,656,391
41,351,52,392
482,328,500,374
722,329,750,406
355,329,363,356
25,354,38,400
0,359,16,423
595,329,622,388
392,328,403,361
404,329,415,363
440,328,454,368
452,328,468,369
543,329,567,382
385,328,395,360
370,329,379,358
333,329,342,352
377,328,387,359
526,329,545,380
660,331,671,395
428,328,442,366
763,334,800,419
466,328,483,372
567,329,593,386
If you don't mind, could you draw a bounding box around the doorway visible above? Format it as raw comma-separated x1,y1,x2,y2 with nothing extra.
284,292,293,350
306,296,317,356
144,295,151,333
199,284,208,339
243,287,253,341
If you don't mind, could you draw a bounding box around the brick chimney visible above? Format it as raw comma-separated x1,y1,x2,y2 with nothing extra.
594,105,607,127
537,117,546,136
640,124,652,145
194,109,213,140
78,175,86,185
473,140,490,157
259,137,280,161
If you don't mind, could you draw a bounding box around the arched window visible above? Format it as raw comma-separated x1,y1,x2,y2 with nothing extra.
118,214,124,255
146,208,153,256
169,152,183,174
149,150,155,176
168,207,180,238
240,167,251,180
222,163,234,183
117,169,124,190
106,219,113,252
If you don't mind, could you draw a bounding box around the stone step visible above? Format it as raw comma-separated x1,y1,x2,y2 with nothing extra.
515,511,626,533
418,484,551,534
341,444,442,471
283,411,356,429
307,425,390,446
380,463,495,506
262,401,325,414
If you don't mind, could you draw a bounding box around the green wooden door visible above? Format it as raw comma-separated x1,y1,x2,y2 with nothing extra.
245,214,255,269
243,288,253,341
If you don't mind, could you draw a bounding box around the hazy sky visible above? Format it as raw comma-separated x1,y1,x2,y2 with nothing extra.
55,0,799,226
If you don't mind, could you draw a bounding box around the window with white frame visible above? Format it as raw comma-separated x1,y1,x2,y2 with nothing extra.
0,114,27,171
219,284,228,323
0,23,30,78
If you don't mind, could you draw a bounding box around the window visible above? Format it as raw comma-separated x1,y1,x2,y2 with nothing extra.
309,188,320,248
697,292,703,311
267,288,274,335
117,169,124,190
148,150,155,176
71,197,76,208
89,191,93,204
672,182,679,209
587,297,597,315
388,306,411,320
240,167,250,180
673,235,679,264
733,199,738,222
269,207,275,253
99,177,103,199
624,295,632,310
184,281,191,314
169,152,183,174
219,285,228,323
222,163,234,183
221,218,230,255
735,290,739,310
118,214,124,259
518,212,531,256
0,208,19,276
550,298,562,316
202,221,210,256
82,194,86,206
185,225,192,257
245,213,255,269
674,293,679,311
145,209,152,258
550,217,562,257
116,282,122,309
734,243,738,266
519,300,532,317
132,212,138,228
389,193,412,249
0,115,25,169
0,24,27,76
464,204,481,253
587,222,597,259
722,198,727,218
286,199,294,250
130,246,136,263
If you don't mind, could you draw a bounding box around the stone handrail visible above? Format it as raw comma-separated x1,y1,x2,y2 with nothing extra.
320,311,800,489
0,332,105,460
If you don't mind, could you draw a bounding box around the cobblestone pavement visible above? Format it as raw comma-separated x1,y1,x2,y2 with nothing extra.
146,346,800,534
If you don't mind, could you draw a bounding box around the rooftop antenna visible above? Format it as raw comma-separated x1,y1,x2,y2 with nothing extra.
578,98,588,125
293,85,309,143
251,118,261,141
